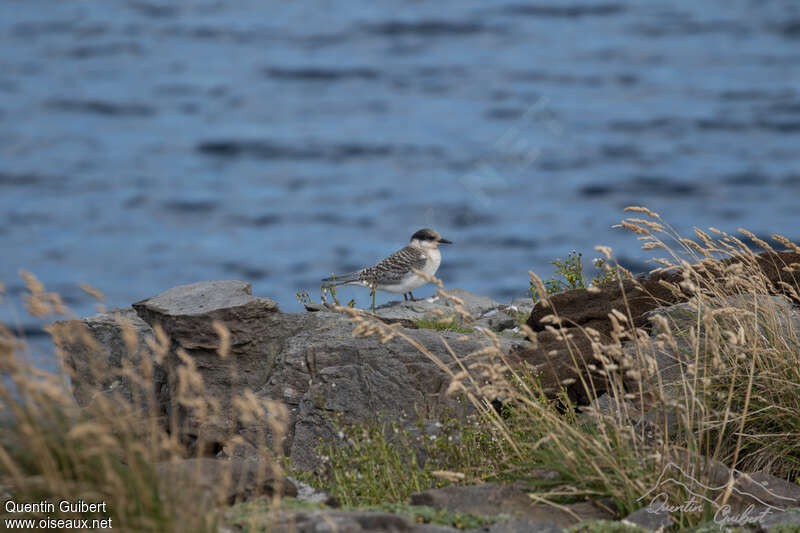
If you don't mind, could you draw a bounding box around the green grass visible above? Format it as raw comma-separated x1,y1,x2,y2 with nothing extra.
293,413,518,507
342,210,800,531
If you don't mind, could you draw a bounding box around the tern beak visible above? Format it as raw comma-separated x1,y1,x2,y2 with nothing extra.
438,238,453,245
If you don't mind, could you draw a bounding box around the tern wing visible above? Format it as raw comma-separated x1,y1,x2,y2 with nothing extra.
360,246,427,285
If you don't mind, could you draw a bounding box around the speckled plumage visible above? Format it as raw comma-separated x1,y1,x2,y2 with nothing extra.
354,245,428,286
322,228,452,301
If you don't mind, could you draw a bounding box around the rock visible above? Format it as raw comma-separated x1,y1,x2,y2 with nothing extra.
580,393,638,422
519,250,800,403
289,477,332,504
736,471,800,511
640,450,800,523
481,518,562,533
527,250,800,338
526,269,686,339
408,483,613,528
132,280,281,351
262,510,460,533
374,288,500,323
473,309,518,332
120,280,524,469
759,509,800,531
508,328,602,403
133,280,298,453
622,507,672,532
507,297,535,315
284,314,523,470
157,457,297,505
51,307,165,411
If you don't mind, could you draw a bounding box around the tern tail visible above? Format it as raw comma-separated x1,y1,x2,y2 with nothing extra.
321,271,361,285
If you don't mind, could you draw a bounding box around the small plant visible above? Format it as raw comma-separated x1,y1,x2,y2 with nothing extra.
530,251,587,301
321,275,341,306
296,289,316,306
529,252,632,301
590,257,632,287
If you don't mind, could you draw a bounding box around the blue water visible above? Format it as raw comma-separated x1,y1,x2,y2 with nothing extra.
2,1,800,360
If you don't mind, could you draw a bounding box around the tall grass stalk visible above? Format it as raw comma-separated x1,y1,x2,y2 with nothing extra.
338,208,800,528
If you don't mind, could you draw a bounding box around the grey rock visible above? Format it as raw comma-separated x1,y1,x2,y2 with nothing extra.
474,309,517,332
133,280,299,452
52,307,165,411
737,471,800,511
647,450,800,519
481,518,562,533
760,509,800,530
132,280,280,350
264,510,459,533
157,457,296,505
622,507,672,532
111,280,523,470
374,288,500,323
284,313,523,470
409,483,612,528
289,476,331,504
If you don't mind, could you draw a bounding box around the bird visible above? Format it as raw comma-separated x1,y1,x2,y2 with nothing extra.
322,228,453,302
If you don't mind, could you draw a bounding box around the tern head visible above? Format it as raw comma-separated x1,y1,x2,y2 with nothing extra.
409,228,453,249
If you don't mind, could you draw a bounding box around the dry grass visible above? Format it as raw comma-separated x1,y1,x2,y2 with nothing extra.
0,275,289,532
2,208,799,531
336,208,800,528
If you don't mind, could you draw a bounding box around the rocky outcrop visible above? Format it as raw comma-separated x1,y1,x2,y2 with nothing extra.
55,273,800,531
516,250,800,403
126,281,524,469
52,307,166,410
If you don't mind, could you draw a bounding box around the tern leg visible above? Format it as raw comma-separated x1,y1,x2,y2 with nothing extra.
409,291,415,301
403,293,408,301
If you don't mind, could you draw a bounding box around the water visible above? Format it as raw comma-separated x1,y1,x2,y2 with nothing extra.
2,1,800,363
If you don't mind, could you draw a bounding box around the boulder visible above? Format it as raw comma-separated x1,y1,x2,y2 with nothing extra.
622,507,672,532
124,281,525,469
408,482,613,528
52,307,166,411
638,449,800,524
518,250,800,403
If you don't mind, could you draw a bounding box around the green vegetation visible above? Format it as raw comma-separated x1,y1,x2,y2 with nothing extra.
360,502,505,529
295,414,516,507
341,208,800,530
529,251,632,301
4,208,800,532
